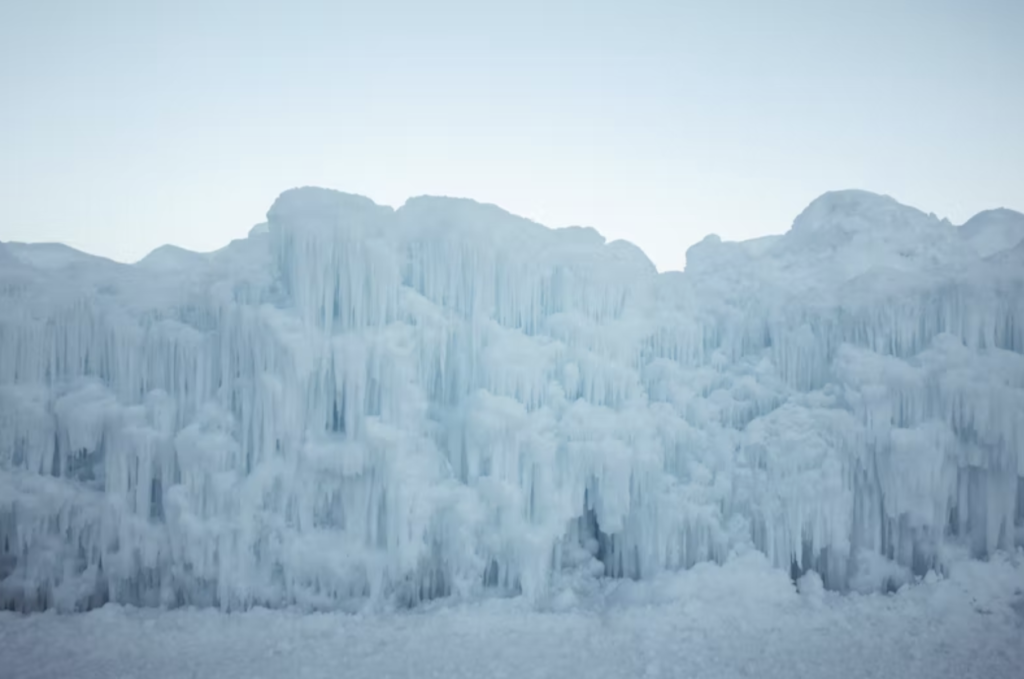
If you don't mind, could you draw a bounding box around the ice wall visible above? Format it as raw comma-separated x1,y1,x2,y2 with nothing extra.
1,188,1022,611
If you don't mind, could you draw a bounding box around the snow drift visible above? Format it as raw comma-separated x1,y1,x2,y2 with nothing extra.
1,188,1022,611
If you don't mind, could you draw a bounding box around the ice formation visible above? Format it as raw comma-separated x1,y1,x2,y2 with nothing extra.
1,188,1022,611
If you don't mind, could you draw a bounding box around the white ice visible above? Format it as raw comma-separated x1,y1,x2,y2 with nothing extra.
1,187,1022,612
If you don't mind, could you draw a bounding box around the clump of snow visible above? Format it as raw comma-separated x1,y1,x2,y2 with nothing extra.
796,569,825,601
848,549,914,594
0,186,1022,613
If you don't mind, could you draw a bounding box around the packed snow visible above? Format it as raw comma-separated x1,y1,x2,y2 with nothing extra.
1,187,1023,615
1,551,1022,679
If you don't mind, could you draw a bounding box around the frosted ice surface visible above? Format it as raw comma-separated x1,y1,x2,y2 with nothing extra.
1,187,1022,612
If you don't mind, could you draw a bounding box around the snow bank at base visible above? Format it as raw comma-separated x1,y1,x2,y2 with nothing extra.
0,187,1022,612
1,551,1021,679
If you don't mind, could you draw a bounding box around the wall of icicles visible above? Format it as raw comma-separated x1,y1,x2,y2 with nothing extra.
1,187,1022,611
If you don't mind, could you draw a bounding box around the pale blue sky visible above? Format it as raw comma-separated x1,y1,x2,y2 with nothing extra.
1,0,1021,271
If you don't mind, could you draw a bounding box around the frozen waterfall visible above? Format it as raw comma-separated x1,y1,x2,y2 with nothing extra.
1,187,1022,612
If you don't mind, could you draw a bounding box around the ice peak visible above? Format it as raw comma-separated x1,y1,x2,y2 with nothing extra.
789,189,936,237
397,194,549,237
0,242,17,267
961,207,1024,227
136,244,209,271
2,242,115,270
267,187,394,232
959,207,1024,257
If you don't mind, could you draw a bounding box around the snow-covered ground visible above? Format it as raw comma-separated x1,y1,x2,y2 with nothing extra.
2,551,1022,679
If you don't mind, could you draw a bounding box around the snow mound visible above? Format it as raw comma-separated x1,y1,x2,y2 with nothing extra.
789,189,939,236
136,244,210,271
3,242,115,270
0,187,1022,613
959,207,1024,258
3,554,1022,679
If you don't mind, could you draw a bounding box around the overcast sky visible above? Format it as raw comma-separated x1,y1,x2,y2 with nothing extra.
1,0,1021,271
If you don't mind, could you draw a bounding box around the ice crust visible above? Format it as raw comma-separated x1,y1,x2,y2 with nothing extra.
1,187,1022,611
